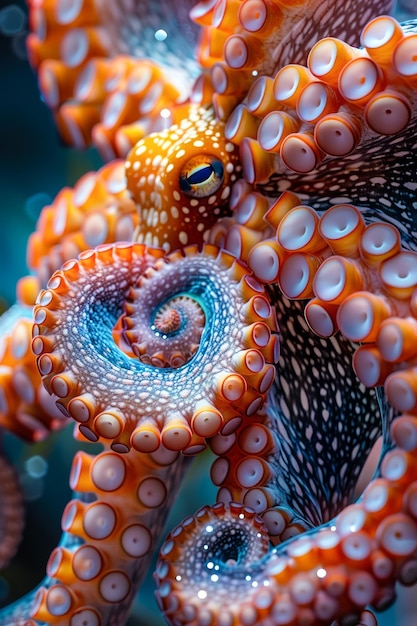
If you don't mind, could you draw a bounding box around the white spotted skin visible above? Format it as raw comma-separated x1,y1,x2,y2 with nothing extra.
126,105,242,252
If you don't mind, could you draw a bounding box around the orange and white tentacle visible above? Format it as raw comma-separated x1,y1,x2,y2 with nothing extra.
220,186,417,466
0,436,191,626
24,160,138,298
209,409,313,543
206,248,384,536
0,241,279,624
229,15,416,193
0,160,138,443
26,0,201,159
156,410,417,626
32,242,279,453
28,445,190,626
26,0,396,160
222,194,417,426
192,0,395,119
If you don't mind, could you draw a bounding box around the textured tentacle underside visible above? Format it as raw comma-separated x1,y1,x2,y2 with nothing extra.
33,242,279,454
1,1,417,626
156,410,417,625
9,240,280,624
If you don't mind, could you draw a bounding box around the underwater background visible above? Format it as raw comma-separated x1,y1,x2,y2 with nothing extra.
0,1,417,624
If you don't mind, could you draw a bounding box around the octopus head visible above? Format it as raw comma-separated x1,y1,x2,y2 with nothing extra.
125,105,242,252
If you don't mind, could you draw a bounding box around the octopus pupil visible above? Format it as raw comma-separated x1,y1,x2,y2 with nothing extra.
188,164,215,185
179,159,224,195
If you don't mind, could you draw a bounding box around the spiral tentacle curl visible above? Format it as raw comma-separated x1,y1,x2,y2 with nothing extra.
1,1,417,625
6,240,280,624
33,242,279,454
156,410,417,626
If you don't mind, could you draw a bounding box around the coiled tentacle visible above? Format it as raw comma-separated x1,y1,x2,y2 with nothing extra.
33,242,279,453
2,241,279,624
123,279,206,368
156,413,417,625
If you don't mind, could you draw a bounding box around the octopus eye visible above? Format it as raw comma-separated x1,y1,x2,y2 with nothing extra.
179,155,224,198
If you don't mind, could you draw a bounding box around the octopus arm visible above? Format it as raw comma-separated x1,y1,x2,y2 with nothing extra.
0,242,280,623
156,412,417,625
0,160,139,443
26,0,201,159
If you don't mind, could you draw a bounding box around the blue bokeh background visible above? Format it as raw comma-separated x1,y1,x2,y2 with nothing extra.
1,1,417,624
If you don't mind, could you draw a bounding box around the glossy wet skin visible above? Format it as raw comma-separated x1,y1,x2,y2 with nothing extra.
1,1,417,625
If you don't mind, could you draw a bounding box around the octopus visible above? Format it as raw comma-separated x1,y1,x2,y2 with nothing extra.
0,0,417,625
